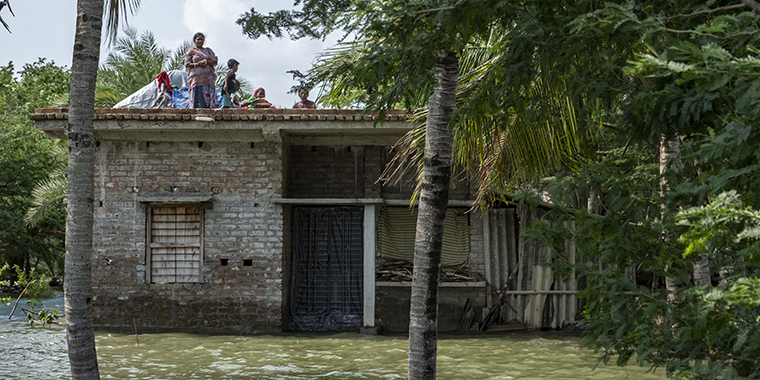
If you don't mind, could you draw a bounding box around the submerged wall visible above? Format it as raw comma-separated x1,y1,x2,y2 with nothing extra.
31,108,420,334
89,139,284,334
31,108,581,335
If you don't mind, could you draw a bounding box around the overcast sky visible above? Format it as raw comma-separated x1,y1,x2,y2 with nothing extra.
2,0,339,108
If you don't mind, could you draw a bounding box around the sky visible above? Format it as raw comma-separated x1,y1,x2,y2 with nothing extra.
1,0,339,108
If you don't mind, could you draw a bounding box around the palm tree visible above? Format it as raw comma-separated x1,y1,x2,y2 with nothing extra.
235,3,593,379
25,141,68,229
67,1,141,378
96,27,194,107
23,140,67,280
95,32,248,108
381,26,594,205
407,51,458,380
97,27,169,101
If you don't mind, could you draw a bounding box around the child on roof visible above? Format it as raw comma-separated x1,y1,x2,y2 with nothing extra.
221,59,240,109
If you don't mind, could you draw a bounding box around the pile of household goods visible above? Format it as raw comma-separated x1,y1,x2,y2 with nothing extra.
375,258,481,282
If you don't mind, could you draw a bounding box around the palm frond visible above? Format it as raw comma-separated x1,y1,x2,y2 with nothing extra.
379,24,598,208
167,40,193,71
25,141,68,228
103,0,143,45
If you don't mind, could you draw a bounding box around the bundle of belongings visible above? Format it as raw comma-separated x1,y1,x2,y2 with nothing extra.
113,70,221,109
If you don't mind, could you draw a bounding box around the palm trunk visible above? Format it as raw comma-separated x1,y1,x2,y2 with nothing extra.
408,51,458,380
65,0,103,378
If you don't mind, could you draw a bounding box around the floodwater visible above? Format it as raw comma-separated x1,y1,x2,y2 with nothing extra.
1,297,666,380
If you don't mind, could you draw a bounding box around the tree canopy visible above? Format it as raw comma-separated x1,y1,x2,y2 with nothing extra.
241,0,760,379
0,59,69,281
518,1,760,378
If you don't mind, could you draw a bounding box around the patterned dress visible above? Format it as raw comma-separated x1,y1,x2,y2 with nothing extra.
185,47,218,109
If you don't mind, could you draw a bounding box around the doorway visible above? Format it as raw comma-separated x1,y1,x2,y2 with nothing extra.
290,206,364,331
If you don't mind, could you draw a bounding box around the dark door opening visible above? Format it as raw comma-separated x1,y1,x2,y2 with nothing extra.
290,206,364,331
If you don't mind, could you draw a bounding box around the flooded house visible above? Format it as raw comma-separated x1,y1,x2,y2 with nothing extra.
31,108,580,334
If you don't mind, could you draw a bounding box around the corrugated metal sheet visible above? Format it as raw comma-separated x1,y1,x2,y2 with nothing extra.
483,207,580,329
483,208,517,295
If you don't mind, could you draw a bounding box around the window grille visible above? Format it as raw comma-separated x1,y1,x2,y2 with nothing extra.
290,206,363,331
146,204,203,283
378,207,470,266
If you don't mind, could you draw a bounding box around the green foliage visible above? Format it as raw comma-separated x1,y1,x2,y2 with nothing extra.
242,1,760,378
25,141,68,229
0,59,68,281
96,27,173,107
0,59,70,119
238,0,508,111
0,264,60,327
514,2,760,378
676,191,760,262
0,263,9,304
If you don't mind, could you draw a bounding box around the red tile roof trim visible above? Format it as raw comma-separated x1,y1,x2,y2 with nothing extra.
30,108,412,122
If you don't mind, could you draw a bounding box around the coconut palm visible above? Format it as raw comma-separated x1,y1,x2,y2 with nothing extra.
96,28,193,107
351,25,596,205
22,140,67,280
97,27,169,100
95,31,249,108
25,140,67,229
67,1,141,378
238,4,596,377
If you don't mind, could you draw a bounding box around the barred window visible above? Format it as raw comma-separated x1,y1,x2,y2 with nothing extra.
378,207,470,266
146,204,204,283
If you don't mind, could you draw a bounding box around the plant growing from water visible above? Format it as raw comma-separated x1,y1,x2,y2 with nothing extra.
1,264,60,327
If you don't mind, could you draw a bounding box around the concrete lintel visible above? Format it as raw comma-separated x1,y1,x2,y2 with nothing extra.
286,135,404,146
137,192,214,203
96,129,266,142
273,198,385,205
376,281,486,288
383,199,476,207
262,126,283,143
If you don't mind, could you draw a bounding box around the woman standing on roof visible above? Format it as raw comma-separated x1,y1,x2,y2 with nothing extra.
185,32,218,109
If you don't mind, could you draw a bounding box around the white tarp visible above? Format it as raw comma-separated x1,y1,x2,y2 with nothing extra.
113,70,192,109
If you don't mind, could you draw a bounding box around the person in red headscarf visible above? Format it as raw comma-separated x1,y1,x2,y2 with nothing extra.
241,87,274,108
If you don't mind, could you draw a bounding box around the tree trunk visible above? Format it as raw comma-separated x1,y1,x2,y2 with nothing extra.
65,0,103,378
408,51,458,380
692,253,711,293
660,136,684,303
588,177,604,272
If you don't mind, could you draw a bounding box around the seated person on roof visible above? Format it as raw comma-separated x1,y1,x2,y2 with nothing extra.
241,87,274,108
292,89,316,109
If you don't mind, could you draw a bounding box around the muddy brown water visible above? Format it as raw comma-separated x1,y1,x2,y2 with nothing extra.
1,312,666,379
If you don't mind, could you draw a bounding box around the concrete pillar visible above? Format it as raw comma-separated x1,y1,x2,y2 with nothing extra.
363,204,376,329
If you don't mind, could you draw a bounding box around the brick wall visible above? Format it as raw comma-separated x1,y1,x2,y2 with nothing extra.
286,144,470,200
90,138,481,334
286,145,384,198
375,285,486,332
92,140,284,334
